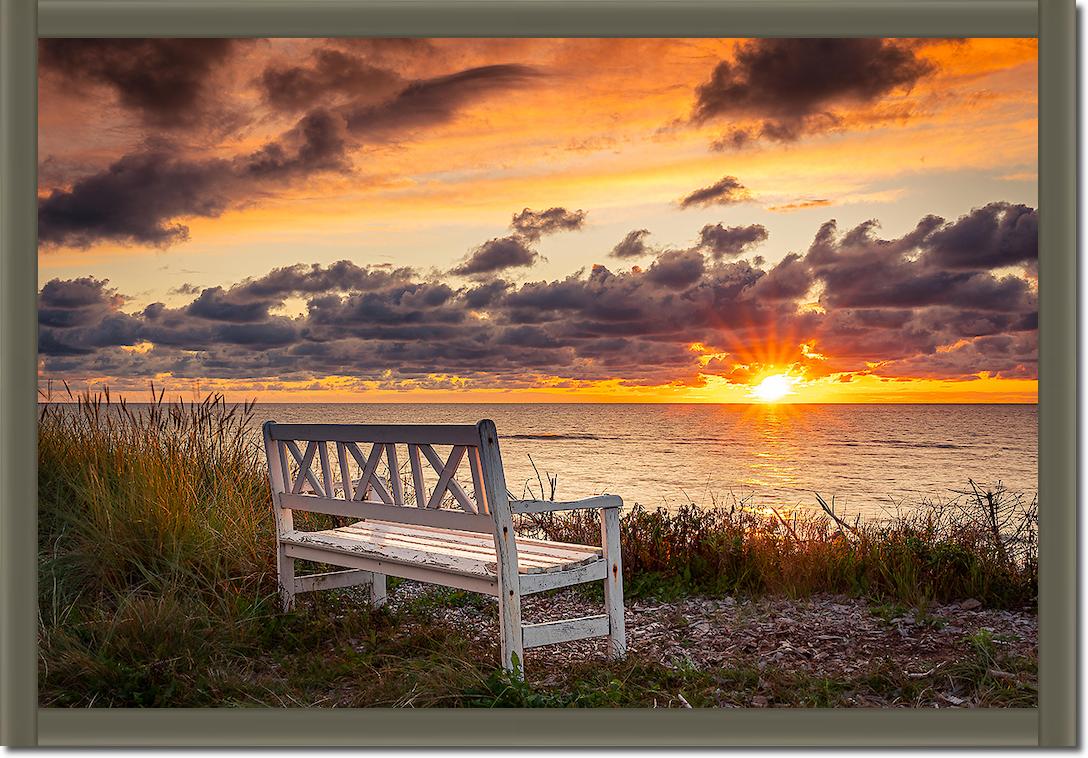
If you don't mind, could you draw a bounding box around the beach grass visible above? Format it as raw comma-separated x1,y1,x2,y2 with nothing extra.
37,389,1036,707
520,489,1036,609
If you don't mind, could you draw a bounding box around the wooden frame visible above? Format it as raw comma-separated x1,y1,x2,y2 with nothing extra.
262,418,626,672
1,0,1072,747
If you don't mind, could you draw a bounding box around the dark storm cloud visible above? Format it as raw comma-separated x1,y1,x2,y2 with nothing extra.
38,203,1039,388
39,39,240,127
259,47,403,112
804,210,1037,314
186,287,276,323
695,223,768,259
38,151,231,248
609,229,654,259
137,312,300,351
344,64,541,138
235,260,415,298
38,109,351,249
678,176,751,209
644,249,705,289
238,108,350,179
794,204,1038,379
881,332,1037,381
692,39,935,144
924,202,1038,270
745,253,811,301
38,276,124,328
39,312,144,356
42,59,541,250
39,276,120,310
183,261,420,327
452,236,539,276
464,279,513,308
510,207,587,241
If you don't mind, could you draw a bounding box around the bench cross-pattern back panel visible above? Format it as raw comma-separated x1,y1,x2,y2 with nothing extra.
268,424,492,524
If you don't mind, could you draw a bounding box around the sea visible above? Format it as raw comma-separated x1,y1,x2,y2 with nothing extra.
255,403,1037,521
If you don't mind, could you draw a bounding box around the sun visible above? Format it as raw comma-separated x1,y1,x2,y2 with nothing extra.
751,374,794,403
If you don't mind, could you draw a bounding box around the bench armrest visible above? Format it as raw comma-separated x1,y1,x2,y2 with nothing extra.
509,494,622,515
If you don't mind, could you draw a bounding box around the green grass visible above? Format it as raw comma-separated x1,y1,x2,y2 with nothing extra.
37,388,1037,707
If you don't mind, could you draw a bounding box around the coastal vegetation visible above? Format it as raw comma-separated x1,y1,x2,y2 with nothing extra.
38,390,1036,707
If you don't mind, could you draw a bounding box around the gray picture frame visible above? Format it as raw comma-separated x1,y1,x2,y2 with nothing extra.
2,0,1074,746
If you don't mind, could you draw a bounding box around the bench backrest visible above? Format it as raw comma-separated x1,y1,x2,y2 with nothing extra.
261,419,509,535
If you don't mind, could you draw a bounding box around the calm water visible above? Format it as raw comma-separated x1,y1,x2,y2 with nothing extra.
258,404,1037,520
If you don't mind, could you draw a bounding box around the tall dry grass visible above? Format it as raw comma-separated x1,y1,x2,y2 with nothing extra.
38,385,277,610
520,488,1037,608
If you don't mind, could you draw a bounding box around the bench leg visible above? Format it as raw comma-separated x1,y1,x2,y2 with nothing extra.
497,579,525,674
601,507,626,658
277,543,296,612
369,572,387,608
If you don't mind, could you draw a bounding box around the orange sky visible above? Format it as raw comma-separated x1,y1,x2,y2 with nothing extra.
36,38,1038,403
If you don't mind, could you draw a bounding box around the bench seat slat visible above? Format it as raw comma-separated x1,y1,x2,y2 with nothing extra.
280,519,601,577
341,519,603,561
283,543,500,596
336,525,573,569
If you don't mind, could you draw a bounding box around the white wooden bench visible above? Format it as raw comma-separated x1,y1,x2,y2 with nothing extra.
261,419,625,672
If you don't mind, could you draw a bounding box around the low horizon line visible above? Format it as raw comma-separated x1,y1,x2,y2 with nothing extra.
37,399,1040,406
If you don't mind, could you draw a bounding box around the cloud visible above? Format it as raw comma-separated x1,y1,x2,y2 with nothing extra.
449,206,584,277
610,229,654,259
186,287,276,323
40,59,543,250
805,209,1037,314
38,276,125,328
38,204,1039,389
692,39,935,145
37,276,142,355
767,199,833,213
38,108,351,248
38,151,232,248
747,253,812,302
332,38,438,59
235,260,415,298
695,223,768,259
39,39,240,127
259,47,403,112
924,202,1037,270
169,283,202,296
679,176,752,209
238,108,351,178
345,64,541,138
644,249,705,289
880,332,1037,381
452,236,539,276
510,207,586,241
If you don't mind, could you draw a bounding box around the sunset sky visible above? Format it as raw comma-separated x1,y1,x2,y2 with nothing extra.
37,38,1038,403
